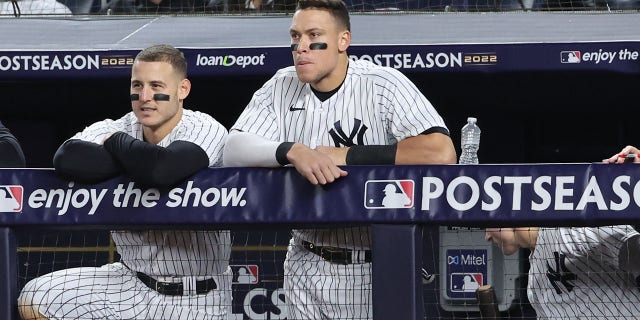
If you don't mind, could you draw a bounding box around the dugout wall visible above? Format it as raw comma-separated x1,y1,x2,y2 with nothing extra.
4,164,640,319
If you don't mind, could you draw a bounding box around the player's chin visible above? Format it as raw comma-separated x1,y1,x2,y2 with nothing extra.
294,68,316,83
136,115,160,128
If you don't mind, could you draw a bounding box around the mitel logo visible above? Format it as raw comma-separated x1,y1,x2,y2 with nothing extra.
561,51,581,63
450,272,483,292
231,264,259,284
0,185,23,212
364,180,414,209
447,250,487,266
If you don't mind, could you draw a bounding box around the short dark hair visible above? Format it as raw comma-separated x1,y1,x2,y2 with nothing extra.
296,0,350,31
135,44,187,79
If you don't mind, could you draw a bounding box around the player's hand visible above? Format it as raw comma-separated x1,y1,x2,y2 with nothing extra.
314,146,348,165
603,145,640,164
287,143,348,185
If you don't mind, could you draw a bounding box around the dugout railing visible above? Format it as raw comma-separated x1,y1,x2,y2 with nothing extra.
1,164,639,319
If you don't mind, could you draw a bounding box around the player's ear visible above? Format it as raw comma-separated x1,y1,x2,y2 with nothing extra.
178,78,191,100
338,30,350,52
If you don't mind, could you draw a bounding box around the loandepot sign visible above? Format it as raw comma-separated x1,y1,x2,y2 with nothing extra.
195,53,266,68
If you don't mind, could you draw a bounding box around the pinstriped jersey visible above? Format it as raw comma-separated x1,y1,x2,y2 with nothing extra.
232,59,449,249
71,109,231,277
527,226,640,319
71,109,227,167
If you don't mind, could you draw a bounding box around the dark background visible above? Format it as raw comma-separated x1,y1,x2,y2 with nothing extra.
1,70,638,167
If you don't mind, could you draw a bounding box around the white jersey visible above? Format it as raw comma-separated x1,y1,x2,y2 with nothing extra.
528,226,640,319
72,109,230,277
232,59,448,249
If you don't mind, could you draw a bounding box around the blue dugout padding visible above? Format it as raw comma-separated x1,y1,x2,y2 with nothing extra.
2,163,640,319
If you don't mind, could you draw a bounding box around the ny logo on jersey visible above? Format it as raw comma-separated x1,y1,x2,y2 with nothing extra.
546,251,577,294
329,119,368,147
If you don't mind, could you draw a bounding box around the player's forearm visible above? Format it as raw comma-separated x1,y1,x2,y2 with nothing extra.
223,130,283,167
395,133,457,165
53,139,122,183
619,233,640,273
103,132,209,187
317,133,456,165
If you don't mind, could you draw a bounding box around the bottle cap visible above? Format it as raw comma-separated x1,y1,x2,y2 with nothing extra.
467,117,477,123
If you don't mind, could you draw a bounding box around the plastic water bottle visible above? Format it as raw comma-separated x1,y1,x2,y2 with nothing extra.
459,117,480,164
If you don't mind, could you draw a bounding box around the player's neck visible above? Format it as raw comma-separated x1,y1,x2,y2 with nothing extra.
311,55,349,92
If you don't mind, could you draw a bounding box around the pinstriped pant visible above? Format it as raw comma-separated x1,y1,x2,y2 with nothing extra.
283,238,372,320
18,262,232,320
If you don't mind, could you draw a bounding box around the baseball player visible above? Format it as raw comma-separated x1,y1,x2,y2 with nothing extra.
485,226,640,318
18,44,231,320
0,120,25,168
223,0,456,318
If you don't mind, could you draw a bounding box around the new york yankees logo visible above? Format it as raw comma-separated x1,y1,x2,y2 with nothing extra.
328,119,368,147
546,251,577,294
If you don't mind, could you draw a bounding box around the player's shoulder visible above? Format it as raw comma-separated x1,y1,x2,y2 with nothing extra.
348,59,408,83
270,66,299,82
180,109,227,130
255,66,302,94
83,113,130,131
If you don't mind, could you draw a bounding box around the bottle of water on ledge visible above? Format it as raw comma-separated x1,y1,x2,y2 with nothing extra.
459,117,480,164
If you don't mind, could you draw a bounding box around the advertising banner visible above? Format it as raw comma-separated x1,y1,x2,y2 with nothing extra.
1,42,638,79
2,163,640,227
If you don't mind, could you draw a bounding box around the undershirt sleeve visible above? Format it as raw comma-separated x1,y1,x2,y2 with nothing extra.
53,139,122,183
103,132,209,187
223,130,282,167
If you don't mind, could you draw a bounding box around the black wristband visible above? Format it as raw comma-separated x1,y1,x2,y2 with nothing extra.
276,142,295,166
345,144,397,165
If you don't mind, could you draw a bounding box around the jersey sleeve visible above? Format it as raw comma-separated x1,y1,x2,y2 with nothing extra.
230,73,282,142
173,111,228,167
561,226,639,270
377,67,449,141
69,118,123,144
53,117,126,183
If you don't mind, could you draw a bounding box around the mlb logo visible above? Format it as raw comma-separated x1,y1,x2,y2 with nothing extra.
230,264,259,284
0,185,23,213
450,272,483,292
560,51,581,63
364,180,414,209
